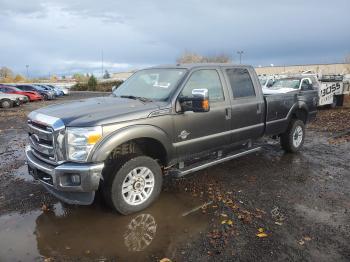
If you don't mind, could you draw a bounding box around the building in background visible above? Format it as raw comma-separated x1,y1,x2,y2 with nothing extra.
110,71,134,81
255,63,350,75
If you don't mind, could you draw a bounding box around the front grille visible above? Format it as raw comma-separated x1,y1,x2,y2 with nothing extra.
28,120,56,164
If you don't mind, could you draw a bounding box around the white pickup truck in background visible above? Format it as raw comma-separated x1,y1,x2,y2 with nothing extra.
262,74,350,108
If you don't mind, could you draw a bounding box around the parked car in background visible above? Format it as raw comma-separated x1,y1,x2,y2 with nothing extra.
0,92,21,108
0,84,42,102
60,86,70,95
45,85,65,96
34,85,58,99
16,84,55,100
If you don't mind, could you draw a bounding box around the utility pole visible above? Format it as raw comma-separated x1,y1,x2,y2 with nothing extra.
26,65,29,78
101,49,104,78
237,51,244,64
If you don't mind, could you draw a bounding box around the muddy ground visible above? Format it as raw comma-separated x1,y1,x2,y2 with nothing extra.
0,92,349,261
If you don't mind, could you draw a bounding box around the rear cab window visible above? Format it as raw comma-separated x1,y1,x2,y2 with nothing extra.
225,68,256,98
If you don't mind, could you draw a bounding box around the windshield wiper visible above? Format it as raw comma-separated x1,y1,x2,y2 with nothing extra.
119,95,153,102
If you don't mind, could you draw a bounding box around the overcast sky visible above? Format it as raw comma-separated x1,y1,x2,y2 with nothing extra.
0,0,349,77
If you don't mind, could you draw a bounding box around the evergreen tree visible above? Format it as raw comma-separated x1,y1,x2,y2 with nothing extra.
103,70,111,79
87,75,97,91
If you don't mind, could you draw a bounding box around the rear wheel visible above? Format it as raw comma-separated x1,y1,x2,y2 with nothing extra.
102,154,163,215
280,119,305,153
1,99,13,108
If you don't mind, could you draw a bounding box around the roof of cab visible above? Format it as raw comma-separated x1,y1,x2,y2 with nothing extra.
147,63,253,70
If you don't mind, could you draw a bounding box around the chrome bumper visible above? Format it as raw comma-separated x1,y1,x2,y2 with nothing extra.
25,146,104,205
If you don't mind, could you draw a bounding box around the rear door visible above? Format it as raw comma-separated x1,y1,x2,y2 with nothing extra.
223,67,265,143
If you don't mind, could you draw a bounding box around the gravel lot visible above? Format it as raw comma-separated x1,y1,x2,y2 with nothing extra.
0,92,349,261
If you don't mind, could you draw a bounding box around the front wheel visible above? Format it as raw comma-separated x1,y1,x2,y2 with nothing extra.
280,119,305,153
1,99,13,108
102,155,163,215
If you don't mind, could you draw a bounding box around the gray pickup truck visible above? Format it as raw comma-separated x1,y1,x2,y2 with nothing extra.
26,64,317,214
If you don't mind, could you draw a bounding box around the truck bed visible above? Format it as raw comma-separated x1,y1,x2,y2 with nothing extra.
264,92,299,136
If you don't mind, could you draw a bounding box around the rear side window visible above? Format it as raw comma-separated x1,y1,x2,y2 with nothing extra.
226,68,256,98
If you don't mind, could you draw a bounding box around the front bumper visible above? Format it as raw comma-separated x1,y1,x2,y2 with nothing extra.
25,146,104,205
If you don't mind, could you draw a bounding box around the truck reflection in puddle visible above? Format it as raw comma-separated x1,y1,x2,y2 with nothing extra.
0,192,208,261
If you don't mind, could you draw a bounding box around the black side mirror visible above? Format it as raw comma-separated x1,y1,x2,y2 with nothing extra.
179,88,210,113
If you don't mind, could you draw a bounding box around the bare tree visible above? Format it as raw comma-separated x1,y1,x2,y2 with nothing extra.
176,51,232,64
0,66,14,78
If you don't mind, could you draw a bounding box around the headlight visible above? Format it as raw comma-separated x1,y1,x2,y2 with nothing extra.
66,126,102,162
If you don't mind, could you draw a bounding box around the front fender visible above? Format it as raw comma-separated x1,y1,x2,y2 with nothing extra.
89,125,174,163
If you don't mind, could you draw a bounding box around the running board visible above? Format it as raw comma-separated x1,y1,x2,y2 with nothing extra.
169,147,261,178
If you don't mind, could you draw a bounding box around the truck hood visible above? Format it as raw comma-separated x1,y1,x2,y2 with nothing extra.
34,96,166,126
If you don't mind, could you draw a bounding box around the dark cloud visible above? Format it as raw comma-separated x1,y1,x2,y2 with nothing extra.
0,0,349,77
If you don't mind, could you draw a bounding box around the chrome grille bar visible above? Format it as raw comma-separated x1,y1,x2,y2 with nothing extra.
27,111,66,164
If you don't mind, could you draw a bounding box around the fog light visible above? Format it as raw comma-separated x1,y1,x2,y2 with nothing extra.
70,174,81,185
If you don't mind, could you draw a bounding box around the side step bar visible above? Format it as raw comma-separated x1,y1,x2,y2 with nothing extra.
169,147,261,178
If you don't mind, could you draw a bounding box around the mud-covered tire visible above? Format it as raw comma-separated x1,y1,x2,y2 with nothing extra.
102,154,163,215
1,99,13,108
280,119,305,153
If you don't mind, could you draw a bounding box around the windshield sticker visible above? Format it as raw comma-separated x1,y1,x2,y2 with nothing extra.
153,82,171,88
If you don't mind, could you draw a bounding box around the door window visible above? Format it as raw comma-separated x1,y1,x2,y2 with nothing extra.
181,69,224,101
226,68,256,98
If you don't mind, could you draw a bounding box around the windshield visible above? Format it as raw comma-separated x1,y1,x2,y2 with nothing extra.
113,69,187,101
37,85,50,90
33,85,45,91
11,87,22,92
271,79,300,89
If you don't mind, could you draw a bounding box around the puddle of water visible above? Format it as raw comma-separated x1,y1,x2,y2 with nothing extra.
0,192,208,261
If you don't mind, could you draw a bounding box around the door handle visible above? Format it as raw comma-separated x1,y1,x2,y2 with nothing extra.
225,108,231,120
257,104,262,114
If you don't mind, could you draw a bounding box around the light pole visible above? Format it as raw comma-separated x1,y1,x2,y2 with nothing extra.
237,51,244,64
25,65,29,78
101,49,104,78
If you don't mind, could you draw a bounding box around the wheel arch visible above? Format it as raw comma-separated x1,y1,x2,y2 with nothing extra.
90,125,174,165
287,102,309,124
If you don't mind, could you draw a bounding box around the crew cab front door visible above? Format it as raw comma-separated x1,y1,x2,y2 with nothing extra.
173,69,231,158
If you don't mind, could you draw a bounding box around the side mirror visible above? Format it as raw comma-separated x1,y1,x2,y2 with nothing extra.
179,88,210,113
111,86,117,92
